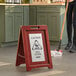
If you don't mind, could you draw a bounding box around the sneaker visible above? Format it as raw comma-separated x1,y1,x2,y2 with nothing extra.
69,45,76,53
65,42,72,50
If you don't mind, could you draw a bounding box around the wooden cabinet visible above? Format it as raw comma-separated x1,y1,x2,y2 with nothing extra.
5,12,23,42
29,5,67,44
0,6,23,43
0,5,67,46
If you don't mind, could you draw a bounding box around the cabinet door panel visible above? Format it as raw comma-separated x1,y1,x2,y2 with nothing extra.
14,13,23,41
48,13,60,41
24,6,29,26
37,13,47,25
5,12,14,42
29,6,37,25
37,12,60,41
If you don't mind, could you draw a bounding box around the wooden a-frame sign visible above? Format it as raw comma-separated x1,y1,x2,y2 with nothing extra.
16,25,53,71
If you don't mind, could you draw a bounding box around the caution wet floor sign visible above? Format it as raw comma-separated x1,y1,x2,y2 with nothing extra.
29,33,45,62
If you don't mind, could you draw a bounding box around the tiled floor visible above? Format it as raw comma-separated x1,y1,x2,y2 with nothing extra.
0,45,76,76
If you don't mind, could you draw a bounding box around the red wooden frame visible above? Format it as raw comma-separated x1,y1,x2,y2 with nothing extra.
16,25,53,71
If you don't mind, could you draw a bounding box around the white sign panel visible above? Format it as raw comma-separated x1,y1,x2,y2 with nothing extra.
29,33,45,62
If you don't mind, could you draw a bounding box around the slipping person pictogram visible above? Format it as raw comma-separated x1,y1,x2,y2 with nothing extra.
32,40,42,50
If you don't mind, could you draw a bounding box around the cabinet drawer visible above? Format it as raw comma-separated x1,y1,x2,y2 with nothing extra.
37,6,47,12
46,6,60,12
37,6,60,12
5,6,23,12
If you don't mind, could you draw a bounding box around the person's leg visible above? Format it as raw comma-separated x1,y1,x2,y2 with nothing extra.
69,26,76,53
69,2,76,53
65,2,74,50
73,1,76,46
67,2,73,43
73,26,76,46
